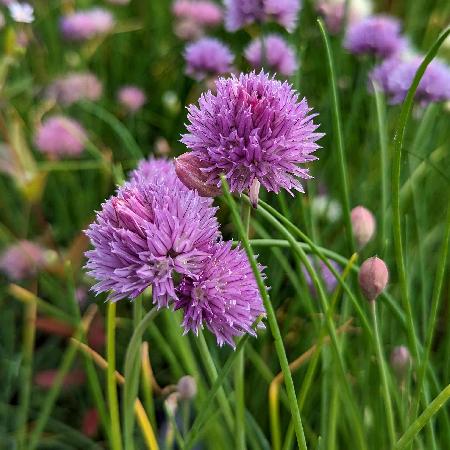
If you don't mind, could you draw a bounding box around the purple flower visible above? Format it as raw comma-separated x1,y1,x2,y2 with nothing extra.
344,15,405,58
35,116,87,158
128,157,177,185
245,34,297,77
46,72,103,106
174,241,265,348
370,56,450,105
173,0,223,27
117,86,147,113
184,38,234,81
60,8,115,41
85,168,220,307
181,71,322,196
315,0,372,35
0,240,47,280
302,256,341,296
225,0,300,32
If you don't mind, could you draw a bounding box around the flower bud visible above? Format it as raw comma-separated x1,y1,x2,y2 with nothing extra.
155,137,171,156
351,206,376,248
175,152,222,197
390,346,411,379
177,375,197,400
249,178,260,208
358,256,389,301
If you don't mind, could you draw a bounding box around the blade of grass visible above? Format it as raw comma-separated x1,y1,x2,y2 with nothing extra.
317,18,354,253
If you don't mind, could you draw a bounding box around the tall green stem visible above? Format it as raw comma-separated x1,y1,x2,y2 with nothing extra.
107,302,122,450
221,176,308,450
371,301,396,447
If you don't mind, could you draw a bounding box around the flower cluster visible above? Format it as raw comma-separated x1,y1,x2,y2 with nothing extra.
184,37,234,81
225,0,301,32
117,85,147,112
181,71,322,197
46,72,103,106
85,158,265,347
60,8,114,42
245,34,297,77
34,116,87,158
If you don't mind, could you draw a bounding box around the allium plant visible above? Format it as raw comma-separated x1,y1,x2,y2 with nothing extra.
85,168,220,307
60,8,114,41
245,34,297,77
46,72,103,106
225,0,301,32
174,241,265,347
181,71,322,197
117,86,147,113
34,116,87,158
344,15,405,58
184,37,234,81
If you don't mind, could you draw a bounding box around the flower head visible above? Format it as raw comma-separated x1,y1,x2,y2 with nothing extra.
85,166,220,307
315,0,372,34
117,86,147,113
225,0,300,32
184,37,234,81
60,8,115,41
358,256,389,301
173,0,223,27
181,71,322,196
0,240,47,280
8,2,34,23
371,56,450,105
128,157,177,185
46,72,103,106
302,256,341,296
344,15,405,58
174,241,265,348
245,34,297,77
35,116,87,158
351,205,376,248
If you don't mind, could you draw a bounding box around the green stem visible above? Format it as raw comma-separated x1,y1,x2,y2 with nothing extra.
317,19,354,253
391,25,450,362
196,331,234,432
107,302,122,450
395,384,450,450
371,301,396,447
221,176,308,450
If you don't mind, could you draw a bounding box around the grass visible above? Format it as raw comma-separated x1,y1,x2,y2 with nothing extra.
0,1,449,449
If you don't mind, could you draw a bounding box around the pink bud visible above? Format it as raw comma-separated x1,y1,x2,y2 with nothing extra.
177,375,197,400
358,256,389,301
351,206,376,248
175,152,222,197
390,346,411,379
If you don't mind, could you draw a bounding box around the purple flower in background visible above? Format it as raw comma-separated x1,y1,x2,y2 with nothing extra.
85,169,220,307
46,72,103,106
174,241,265,348
117,86,147,113
35,116,87,159
60,8,114,41
245,34,297,76
225,0,300,32
0,240,47,280
315,0,372,34
181,71,322,196
173,0,223,27
128,157,177,185
370,56,450,105
302,256,341,296
184,38,234,80
344,15,405,58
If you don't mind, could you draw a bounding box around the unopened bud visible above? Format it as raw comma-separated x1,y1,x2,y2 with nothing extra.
177,375,197,400
351,206,376,248
165,392,179,416
249,178,261,208
358,257,389,301
155,137,171,156
390,346,411,380
175,153,222,197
